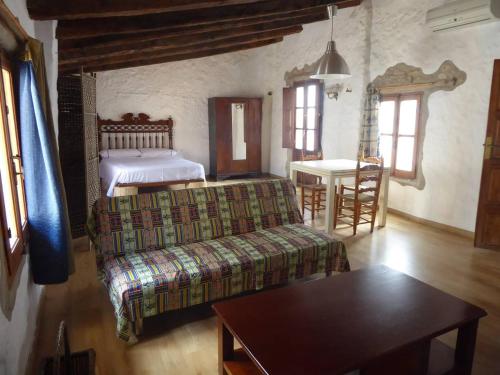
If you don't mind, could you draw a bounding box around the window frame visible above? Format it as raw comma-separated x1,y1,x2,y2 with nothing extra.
293,80,323,155
0,49,27,281
380,92,422,180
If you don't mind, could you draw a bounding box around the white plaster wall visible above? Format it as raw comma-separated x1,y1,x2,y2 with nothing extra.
370,0,500,231
243,0,498,232
97,53,262,172
96,0,499,233
0,1,58,374
240,3,372,176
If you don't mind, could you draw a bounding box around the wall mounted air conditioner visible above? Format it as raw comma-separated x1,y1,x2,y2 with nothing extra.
426,0,500,32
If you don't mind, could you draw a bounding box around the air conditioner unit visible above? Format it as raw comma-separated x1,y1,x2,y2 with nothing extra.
426,0,500,32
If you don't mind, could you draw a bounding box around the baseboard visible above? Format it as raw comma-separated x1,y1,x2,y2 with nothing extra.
388,208,475,240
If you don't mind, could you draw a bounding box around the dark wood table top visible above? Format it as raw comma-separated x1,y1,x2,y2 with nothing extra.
212,265,487,375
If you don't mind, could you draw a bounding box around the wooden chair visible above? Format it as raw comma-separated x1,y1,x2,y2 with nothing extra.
298,153,327,220
333,158,384,234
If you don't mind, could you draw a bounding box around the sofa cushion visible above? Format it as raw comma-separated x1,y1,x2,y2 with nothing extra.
88,180,303,263
103,223,350,341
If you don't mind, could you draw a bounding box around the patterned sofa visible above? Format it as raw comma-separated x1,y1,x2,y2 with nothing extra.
87,179,350,342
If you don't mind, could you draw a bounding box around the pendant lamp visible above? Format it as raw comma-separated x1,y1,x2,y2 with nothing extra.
310,5,351,80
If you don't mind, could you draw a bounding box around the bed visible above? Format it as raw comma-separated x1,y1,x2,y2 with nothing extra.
98,113,205,197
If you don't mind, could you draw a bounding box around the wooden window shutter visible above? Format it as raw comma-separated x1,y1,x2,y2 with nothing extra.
282,87,296,148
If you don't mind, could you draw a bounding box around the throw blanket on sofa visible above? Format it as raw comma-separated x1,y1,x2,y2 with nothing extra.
88,180,350,342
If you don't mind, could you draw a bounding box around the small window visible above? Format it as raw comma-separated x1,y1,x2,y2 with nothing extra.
379,93,422,179
0,51,27,278
294,81,322,154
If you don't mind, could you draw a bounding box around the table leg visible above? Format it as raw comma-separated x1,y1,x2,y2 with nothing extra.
290,166,298,186
455,320,479,375
324,176,336,235
218,318,234,375
378,171,390,227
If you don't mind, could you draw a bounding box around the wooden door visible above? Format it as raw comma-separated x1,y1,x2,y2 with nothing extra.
245,98,262,174
475,60,500,249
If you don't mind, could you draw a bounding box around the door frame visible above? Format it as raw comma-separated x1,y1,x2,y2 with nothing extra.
475,59,500,249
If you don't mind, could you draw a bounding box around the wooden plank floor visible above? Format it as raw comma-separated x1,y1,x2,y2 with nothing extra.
30,184,500,374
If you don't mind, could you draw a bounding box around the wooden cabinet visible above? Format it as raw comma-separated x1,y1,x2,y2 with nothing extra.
208,97,262,180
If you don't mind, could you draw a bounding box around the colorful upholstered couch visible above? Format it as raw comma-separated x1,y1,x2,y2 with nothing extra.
87,180,350,342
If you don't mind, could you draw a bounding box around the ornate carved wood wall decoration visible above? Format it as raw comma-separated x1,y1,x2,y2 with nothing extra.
97,113,174,150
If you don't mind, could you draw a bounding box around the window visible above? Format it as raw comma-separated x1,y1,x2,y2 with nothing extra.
294,81,322,154
379,93,422,179
0,51,27,278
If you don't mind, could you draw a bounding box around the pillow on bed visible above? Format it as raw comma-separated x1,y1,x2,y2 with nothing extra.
139,148,177,158
100,149,141,159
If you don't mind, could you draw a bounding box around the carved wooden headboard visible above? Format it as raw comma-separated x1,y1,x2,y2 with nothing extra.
97,113,173,150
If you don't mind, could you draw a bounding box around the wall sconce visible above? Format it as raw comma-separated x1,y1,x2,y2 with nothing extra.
326,83,352,100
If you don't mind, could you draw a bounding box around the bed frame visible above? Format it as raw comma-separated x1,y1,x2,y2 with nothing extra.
97,113,204,190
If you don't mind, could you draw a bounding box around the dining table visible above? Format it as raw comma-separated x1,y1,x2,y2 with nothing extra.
289,159,390,234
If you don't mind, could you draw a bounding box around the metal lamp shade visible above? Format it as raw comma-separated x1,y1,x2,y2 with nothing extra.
310,41,351,80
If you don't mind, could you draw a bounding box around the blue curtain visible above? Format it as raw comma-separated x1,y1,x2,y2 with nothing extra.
18,61,72,284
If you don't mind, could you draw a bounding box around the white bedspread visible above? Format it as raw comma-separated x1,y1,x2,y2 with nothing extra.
100,155,206,197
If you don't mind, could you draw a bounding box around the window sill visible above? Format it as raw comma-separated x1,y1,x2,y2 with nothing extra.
390,174,425,190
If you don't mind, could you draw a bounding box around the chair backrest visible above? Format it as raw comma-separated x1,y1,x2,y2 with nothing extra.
354,157,384,202
87,179,303,270
297,150,323,185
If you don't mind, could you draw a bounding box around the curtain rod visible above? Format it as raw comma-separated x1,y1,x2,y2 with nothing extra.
0,0,30,45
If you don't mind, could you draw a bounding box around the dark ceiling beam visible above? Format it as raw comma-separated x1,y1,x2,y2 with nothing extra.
59,26,301,71
59,11,327,62
60,38,283,73
336,0,362,9
29,0,362,20
59,7,327,52
28,0,272,20
56,0,336,40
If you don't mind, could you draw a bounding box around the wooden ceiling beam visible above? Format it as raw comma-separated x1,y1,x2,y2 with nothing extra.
59,11,327,62
59,7,327,52
59,26,301,71
28,0,272,20
336,0,362,9
60,38,283,73
29,0,362,20
56,0,336,40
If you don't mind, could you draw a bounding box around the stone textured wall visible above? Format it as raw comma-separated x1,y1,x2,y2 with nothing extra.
241,3,372,175
97,0,500,232
97,54,262,172
369,0,500,232
242,0,500,232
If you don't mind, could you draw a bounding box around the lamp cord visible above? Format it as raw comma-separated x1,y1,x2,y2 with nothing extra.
330,9,334,41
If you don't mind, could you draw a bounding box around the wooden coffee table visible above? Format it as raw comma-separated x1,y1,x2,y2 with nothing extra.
212,265,487,375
